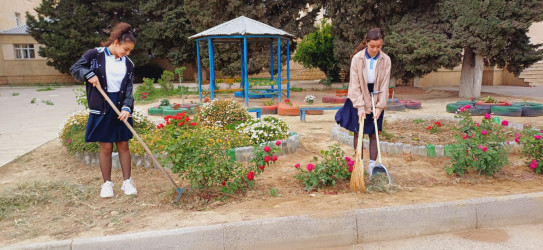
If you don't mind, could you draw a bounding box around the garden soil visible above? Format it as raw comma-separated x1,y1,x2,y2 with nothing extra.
1,86,543,247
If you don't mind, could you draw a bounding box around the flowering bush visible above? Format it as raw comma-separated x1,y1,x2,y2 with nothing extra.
304,95,316,104
197,99,250,128
446,106,509,176
518,125,543,174
159,98,170,107
236,116,290,144
293,144,351,191
427,121,442,134
134,77,156,101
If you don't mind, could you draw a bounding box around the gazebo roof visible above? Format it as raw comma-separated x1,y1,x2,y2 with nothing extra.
189,16,295,40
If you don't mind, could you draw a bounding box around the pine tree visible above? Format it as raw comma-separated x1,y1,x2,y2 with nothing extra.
439,0,543,97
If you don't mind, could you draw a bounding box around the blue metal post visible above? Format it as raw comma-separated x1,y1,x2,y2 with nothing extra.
286,39,290,99
240,41,244,96
277,37,281,102
208,38,215,100
243,37,249,106
270,41,274,81
196,40,202,101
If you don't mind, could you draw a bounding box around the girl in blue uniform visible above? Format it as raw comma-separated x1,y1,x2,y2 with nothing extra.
70,22,137,198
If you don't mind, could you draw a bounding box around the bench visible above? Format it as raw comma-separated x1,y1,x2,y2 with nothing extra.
299,104,343,122
247,106,263,119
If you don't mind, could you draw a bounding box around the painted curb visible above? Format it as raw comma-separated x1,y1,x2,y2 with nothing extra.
4,192,543,249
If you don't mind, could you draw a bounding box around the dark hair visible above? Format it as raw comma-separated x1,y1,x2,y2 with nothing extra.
350,28,385,59
101,22,136,46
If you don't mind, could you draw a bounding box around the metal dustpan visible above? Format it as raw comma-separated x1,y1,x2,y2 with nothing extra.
370,91,394,185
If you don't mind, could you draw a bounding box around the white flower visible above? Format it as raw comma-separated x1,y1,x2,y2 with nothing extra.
304,95,316,102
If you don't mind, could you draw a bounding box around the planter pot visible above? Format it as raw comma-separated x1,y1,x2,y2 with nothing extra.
277,102,300,116
163,108,189,116
512,102,543,117
474,100,512,106
491,106,522,117
147,107,164,116
333,96,347,103
322,95,335,103
388,88,394,99
335,88,348,97
262,104,278,114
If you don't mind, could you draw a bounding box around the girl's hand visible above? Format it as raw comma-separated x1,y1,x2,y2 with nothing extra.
374,109,383,119
118,110,130,122
88,76,100,88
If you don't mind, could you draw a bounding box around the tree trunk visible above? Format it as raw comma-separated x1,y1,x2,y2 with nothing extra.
459,47,483,98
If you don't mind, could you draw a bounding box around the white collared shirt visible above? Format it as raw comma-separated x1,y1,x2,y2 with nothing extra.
105,50,126,92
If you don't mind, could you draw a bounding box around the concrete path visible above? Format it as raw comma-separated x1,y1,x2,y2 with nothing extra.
0,86,81,167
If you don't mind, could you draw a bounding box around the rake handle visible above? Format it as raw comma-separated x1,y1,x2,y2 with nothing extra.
96,86,181,191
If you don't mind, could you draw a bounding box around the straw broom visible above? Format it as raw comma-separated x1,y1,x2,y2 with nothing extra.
350,117,366,191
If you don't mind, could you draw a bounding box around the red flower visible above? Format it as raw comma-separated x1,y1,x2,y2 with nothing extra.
247,171,254,180
272,156,278,162
295,163,300,168
306,163,315,172
427,125,433,130
177,122,183,126
275,140,282,146
264,156,271,162
185,117,190,122
285,99,290,103
482,147,488,152
264,146,271,152
221,181,226,186
331,175,335,179
157,124,164,129
259,165,265,170
190,122,196,126
434,121,442,127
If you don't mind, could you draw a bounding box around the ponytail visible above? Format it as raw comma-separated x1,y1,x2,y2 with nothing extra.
101,22,136,46
350,28,385,59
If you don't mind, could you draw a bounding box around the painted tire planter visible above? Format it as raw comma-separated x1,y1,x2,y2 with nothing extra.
399,99,422,109
475,100,512,106
491,106,522,117
322,95,335,103
446,103,463,113
261,105,278,114
333,96,347,103
336,88,348,97
387,102,405,111
277,102,300,116
163,108,189,116
388,98,400,103
456,100,476,106
468,106,491,116
512,102,543,117
147,107,164,116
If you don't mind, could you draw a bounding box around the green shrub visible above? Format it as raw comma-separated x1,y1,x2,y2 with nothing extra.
446,107,509,176
236,116,290,144
197,99,250,128
518,126,543,173
293,144,351,191
175,67,186,83
157,70,175,93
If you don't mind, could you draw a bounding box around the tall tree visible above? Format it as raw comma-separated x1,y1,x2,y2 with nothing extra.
183,0,319,77
139,0,195,67
26,0,146,75
439,0,543,98
323,0,461,84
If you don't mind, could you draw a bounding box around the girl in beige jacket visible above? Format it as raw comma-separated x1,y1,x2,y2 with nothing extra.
347,28,391,174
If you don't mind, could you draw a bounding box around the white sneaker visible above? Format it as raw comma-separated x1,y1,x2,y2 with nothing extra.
121,178,137,195
368,162,376,176
100,181,114,198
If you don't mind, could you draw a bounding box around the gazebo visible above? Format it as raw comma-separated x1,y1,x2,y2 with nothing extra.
189,16,294,106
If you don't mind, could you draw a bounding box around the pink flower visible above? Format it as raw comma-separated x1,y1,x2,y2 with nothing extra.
501,120,508,126
462,134,469,140
463,105,472,109
347,161,355,167
264,146,271,152
482,147,488,152
530,160,538,169
275,140,282,146
295,163,300,168
247,171,254,180
264,156,271,162
344,156,351,162
484,113,491,119
515,137,520,143
348,165,353,173
478,145,483,149
481,130,487,135
272,155,278,162
476,122,480,127
535,135,541,140
515,133,520,138
307,163,315,172
67,139,72,143
540,130,543,133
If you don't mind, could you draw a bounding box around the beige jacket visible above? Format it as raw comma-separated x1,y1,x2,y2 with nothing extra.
347,48,391,115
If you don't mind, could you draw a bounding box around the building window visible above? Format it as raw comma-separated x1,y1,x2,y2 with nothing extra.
14,44,35,59
15,12,21,26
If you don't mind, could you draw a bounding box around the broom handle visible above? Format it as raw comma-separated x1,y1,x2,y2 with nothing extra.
357,116,364,160
96,86,181,190
371,93,383,164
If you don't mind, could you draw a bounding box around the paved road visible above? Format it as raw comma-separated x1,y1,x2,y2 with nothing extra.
0,86,81,167
336,223,543,250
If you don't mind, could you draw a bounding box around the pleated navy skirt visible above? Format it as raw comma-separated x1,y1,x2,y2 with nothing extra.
85,92,133,143
335,84,384,134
